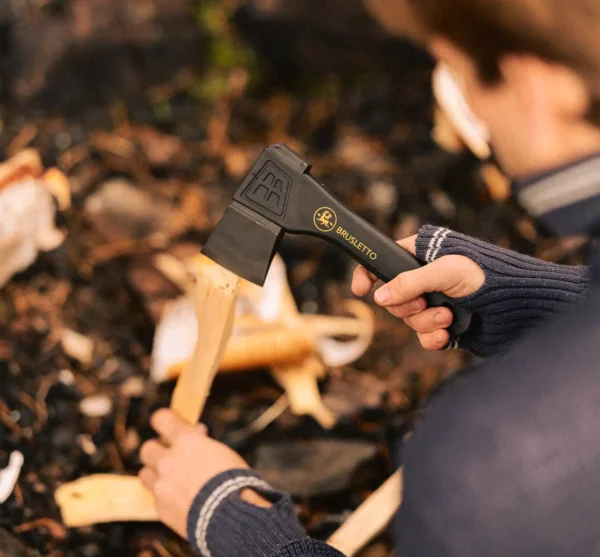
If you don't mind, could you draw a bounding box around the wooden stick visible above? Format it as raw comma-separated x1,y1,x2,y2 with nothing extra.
327,469,403,556
56,266,240,527
170,265,239,424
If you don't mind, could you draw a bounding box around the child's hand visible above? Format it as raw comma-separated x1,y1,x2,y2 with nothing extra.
139,409,250,539
351,234,484,351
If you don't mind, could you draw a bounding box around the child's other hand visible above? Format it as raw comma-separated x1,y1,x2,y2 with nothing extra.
351,235,484,351
139,409,250,539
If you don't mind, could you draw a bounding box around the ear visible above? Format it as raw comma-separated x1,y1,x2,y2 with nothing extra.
429,37,484,86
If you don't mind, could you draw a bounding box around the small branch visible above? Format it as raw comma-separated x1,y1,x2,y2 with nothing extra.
327,469,403,556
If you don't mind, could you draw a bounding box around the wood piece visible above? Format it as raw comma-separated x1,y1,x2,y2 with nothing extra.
56,265,240,527
273,357,335,429
54,475,158,527
170,265,240,424
327,469,403,556
272,277,335,428
163,325,314,380
42,167,72,210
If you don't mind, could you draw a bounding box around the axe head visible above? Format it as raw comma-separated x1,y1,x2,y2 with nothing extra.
202,143,311,286
202,202,284,286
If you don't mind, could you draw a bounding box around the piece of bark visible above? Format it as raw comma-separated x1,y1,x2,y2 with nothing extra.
327,470,403,556
254,440,377,497
55,265,240,527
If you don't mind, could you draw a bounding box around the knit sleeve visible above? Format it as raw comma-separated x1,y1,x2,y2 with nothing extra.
187,469,346,557
415,225,590,357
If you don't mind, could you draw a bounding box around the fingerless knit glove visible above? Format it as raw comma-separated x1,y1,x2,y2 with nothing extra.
415,225,590,357
187,469,345,557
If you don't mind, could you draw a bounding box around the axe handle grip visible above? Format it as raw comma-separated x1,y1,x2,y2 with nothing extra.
293,174,473,337
340,224,473,338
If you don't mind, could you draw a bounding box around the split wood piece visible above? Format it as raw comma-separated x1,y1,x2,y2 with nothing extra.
0,149,43,190
273,357,335,430
55,265,240,527
153,252,372,380
272,277,336,428
54,475,158,526
42,167,72,210
170,265,240,424
156,312,371,381
327,469,403,556
164,324,315,380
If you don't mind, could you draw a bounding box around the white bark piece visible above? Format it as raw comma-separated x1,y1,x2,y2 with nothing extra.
60,329,94,366
79,395,112,418
0,178,64,288
0,451,24,504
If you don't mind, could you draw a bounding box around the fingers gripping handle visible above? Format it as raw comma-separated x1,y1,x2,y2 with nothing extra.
361,235,473,338
421,292,472,337
297,181,473,337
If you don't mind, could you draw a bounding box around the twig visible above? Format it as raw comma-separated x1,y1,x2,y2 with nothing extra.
227,395,290,444
327,470,403,556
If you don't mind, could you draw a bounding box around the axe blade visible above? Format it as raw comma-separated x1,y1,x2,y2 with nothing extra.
202,203,283,286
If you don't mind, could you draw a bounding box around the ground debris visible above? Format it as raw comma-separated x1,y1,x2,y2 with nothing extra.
0,529,42,557
84,179,178,242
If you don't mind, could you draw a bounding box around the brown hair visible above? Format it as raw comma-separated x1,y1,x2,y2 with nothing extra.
366,0,600,124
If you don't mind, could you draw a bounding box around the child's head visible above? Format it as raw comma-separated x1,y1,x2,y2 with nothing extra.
366,0,600,177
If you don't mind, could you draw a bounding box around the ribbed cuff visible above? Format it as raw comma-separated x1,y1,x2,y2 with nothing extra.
415,225,590,357
279,539,348,556
187,469,313,557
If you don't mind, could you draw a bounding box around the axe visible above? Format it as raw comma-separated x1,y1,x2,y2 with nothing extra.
203,144,472,337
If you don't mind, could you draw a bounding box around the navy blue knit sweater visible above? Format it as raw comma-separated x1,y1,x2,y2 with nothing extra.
186,153,600,557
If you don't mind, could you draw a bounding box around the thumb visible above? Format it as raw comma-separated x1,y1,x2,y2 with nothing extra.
374,255,482,307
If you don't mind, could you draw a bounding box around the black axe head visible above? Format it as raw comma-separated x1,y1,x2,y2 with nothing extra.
202,144,310,285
